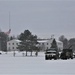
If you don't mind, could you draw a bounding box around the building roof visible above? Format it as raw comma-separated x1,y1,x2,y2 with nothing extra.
7,39,21,43
15,39,21,42
38,40,48,43
38,39,63,44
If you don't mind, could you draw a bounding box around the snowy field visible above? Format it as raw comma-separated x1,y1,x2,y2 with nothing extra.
0,51,75,75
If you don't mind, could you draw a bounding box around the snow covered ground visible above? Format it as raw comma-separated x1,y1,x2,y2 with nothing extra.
0,51,75,75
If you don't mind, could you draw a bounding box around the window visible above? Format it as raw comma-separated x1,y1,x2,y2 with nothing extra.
47,43,48,45
12,43,14,45
47,47,48,49
16,43,18,45
12,47,14,49
16,47,18,49
42,43,44,45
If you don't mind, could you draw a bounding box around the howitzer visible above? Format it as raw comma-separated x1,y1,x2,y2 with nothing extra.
60,45,73,59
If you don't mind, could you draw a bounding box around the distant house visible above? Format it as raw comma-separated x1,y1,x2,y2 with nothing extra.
7,39,21,51
7,38,63,52
38,38,63,51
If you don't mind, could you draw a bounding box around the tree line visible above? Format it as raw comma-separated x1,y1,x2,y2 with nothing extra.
0,30,40,56
0,30,75,53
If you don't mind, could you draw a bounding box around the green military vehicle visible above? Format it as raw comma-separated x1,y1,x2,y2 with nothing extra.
60,45,73,60
45,48,59,60
60,49,73,59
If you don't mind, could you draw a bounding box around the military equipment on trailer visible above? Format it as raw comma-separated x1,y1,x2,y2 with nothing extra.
60,45,73,59
45,48,59,60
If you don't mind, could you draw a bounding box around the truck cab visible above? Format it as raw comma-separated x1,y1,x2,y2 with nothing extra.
45,48,59,60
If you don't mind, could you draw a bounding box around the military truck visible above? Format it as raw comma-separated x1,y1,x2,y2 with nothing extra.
60,45,73,60
60,49,73,59
45,48,59,60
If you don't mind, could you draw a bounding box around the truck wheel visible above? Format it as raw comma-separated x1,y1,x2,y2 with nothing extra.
71,57,73,59
54,58,57,60
54,57,57,60
45,55,48,60
50,58,52,60
64,58,67,60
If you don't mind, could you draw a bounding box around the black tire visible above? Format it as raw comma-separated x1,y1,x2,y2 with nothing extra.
64,58,67,60
61,57,67,60
45,55,48,60
54,56,57,60
50,58,52,60
71,57,73,59
54,58,57,60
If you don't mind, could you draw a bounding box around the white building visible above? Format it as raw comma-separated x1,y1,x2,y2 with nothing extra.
38,38,63,51
56,40,63,51
7,39,63,52
7,39,21,51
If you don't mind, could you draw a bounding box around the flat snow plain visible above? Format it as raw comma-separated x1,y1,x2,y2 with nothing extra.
0,51,75,75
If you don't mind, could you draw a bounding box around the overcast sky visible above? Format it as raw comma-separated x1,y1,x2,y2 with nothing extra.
0,0,75,39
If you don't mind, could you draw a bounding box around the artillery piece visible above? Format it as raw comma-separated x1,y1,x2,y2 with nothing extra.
60,45,73,59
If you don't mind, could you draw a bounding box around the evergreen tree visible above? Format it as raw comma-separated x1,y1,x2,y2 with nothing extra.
51,39,58,49
51,39,59,55
18,30,39,56
0,32,8,51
